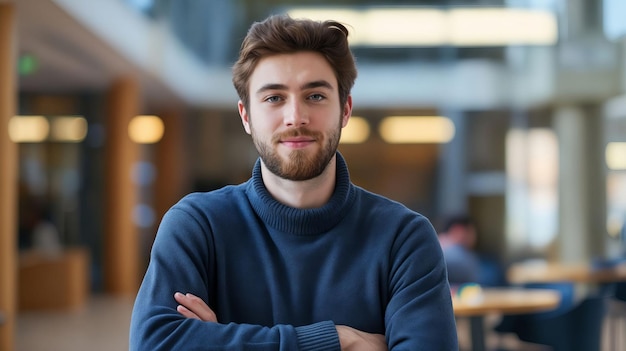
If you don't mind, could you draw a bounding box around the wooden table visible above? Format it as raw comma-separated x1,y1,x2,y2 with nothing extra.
506,261,626,351
507,261,626,285
453,287,561,351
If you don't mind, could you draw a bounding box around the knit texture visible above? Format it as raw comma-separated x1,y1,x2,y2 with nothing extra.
129,153,458,350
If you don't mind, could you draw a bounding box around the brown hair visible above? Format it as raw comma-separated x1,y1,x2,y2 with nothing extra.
232,14,357,111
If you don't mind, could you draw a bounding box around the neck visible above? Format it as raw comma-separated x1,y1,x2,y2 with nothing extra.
260,155,337,209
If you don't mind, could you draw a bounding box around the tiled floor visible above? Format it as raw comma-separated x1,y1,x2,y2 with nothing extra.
14,295,624,351
16,295,134,351
13,296,527,351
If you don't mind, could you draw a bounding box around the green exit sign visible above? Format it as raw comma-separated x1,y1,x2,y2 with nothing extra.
18,54,38,75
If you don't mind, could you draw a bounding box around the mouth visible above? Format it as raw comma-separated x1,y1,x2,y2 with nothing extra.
275,129,319,149
280,136,316,149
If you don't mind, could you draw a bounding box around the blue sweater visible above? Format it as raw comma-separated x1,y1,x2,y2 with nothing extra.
130,153,458,350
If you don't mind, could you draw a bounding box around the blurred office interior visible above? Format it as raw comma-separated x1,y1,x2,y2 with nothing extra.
1,0,626,350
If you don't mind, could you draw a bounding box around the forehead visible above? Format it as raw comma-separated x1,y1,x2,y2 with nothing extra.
249,51,338,91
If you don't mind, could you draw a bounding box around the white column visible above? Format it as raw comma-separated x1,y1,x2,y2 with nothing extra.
554,105,606,263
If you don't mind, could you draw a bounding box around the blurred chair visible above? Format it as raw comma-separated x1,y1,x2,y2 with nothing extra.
613,281,626,301
605,281,626,351
493,283,607,351
592,256,626,351
477,255,509,287
493,282,575,345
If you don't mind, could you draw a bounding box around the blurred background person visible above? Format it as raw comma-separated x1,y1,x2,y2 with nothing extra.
438,215,481,286
439,214,508,288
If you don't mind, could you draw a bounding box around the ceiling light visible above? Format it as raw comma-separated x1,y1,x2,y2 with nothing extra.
449,8,557,46
286,7,557,47
355,9,447,46
8,116,49,143
379,116,455,143
50,116,88,142
128,115,164,144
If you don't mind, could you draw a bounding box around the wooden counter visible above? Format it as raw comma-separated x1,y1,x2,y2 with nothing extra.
18,248,90,310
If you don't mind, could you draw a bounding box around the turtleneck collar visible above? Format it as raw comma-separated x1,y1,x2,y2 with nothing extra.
245,152,356,236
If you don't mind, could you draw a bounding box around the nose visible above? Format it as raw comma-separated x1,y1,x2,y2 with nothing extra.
284,100,309,127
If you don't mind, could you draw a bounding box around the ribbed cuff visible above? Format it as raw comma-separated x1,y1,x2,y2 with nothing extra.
295,320,340,351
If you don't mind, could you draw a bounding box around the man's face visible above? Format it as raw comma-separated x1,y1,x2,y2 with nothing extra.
238,51,352,181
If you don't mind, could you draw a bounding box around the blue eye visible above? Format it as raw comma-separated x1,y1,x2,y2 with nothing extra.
265,96,282,103
308,94,325,101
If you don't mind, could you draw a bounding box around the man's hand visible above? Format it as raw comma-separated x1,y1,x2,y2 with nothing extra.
174,293,387,351
336,325,387,351
174,292,217,322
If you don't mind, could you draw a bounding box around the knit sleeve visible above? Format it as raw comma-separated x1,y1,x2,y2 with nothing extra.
295,321,341,350
129,204,341,351
385,215,459,350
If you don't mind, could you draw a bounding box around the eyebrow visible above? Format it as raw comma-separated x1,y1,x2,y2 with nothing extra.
301,80,334,91
255,80,334,95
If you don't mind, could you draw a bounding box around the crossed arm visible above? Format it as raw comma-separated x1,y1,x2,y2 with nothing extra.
174,292,387,351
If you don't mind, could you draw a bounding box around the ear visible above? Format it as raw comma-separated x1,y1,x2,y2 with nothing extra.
238,100,252,135
341,95,353,128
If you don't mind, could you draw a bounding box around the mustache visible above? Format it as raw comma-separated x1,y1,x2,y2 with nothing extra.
272,128,322,143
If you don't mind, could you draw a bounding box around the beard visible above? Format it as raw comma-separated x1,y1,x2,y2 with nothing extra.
251,117,342,181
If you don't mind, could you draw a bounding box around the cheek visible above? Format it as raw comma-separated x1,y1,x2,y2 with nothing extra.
248,119,276,139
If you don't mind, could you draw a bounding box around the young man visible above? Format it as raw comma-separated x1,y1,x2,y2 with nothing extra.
130,14,458,350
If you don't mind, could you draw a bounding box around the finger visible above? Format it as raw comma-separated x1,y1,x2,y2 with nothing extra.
184,293,217,322
177,304,201,320
174,293,205,320
173,292,218,322
174,292,204,308
174,292,187,304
